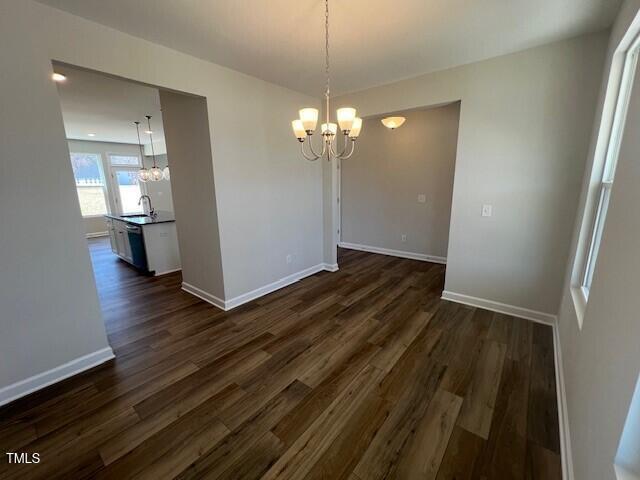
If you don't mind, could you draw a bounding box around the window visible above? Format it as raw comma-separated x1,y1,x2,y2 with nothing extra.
574,28,640,317
113,168,144,215
109,154,140,167
70,153,109,217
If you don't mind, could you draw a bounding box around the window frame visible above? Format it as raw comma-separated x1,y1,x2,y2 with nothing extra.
572,26,640,327
69,152,111,218
107,152,142,168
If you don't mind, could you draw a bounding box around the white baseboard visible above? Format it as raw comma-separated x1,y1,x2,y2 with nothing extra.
225,263,331,310
440,290,557,326
339,242,446,264
182,263,337,312
0,347,114,407
86,231,109,239
553,321,574,480
154,268,182,276
181,282,226,310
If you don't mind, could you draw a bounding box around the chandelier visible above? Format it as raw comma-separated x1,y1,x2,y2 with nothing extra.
291,0,362,161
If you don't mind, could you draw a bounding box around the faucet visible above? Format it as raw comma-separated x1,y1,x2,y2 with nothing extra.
138,195,156,217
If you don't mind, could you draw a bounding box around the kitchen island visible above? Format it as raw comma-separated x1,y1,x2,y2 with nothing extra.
104,211,181,276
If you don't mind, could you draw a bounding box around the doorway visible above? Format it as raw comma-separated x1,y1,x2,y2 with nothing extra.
338,102,461,265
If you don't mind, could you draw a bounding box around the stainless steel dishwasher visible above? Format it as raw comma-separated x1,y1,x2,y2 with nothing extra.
125,224,149,272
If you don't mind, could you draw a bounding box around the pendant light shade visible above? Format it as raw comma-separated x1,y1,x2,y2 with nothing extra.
162,166,170,180
149,166,163,181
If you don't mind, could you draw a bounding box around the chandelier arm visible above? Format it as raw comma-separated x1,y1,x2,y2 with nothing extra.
339,139,356,160
301,137,321,161
328,137,339,158
301,141,320,161
335,132,350,157
306,135,324,159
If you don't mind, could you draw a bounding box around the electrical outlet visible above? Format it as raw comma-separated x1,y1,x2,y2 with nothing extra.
482,204,493,217
417,194,426,204
401,234,407,242
286,254,292,264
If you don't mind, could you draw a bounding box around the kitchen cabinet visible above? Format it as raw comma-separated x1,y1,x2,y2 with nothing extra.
104,212,180,276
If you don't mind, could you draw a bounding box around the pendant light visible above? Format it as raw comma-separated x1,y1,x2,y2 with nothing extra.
135,121,150,183
146,115,164,181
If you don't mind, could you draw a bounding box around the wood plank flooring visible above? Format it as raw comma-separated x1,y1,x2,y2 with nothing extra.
0,238,562,479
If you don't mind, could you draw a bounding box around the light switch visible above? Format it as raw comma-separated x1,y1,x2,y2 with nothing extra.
482,204,493,217
417,194,426,204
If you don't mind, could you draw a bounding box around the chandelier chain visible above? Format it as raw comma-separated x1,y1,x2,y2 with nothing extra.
325,0,330,98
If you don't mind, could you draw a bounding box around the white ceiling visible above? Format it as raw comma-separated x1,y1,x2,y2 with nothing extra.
40,0,621,96
54,65,165,145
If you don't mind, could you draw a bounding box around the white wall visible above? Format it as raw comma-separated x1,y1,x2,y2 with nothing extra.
341,103,459,259
0,0,321,398
556,2,640,479
0,0,111,394
160,91,225,301
331,32,608,315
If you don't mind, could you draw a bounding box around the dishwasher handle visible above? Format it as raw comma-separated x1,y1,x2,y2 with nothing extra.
125,225,141,234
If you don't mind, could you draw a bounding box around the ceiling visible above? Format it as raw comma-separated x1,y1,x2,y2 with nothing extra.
54,65,165,145
40,0,621,96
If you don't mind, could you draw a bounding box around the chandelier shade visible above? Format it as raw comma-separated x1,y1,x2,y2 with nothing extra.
349,117,363,138
292,120,307,140
299,108,319,132
337,108,356,132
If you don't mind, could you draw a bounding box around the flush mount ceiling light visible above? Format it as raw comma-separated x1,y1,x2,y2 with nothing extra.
87,133,96,137
291,0,362,161
381,116,406,130
52,72,67,82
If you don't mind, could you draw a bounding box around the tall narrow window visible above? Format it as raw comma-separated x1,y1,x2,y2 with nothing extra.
70,152,109,217
579,40,640,300
113,169,144,215
107,153,145,215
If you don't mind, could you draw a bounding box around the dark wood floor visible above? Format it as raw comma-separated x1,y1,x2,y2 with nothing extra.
0,238,561,479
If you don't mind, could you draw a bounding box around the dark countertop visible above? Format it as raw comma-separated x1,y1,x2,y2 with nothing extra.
105,211,175,226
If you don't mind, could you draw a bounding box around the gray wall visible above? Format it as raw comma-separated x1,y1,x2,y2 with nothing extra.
556,1,640,478
0,0,110,390
159,91,225,300
341,103,459,259
331,32,608,315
